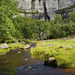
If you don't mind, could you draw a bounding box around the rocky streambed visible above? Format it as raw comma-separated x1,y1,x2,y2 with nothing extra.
0,49,75,75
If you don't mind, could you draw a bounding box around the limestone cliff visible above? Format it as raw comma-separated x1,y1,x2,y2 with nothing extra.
15,0,75,20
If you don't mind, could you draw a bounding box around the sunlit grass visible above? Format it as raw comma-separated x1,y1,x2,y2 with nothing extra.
30,38,75,68
0,43,25,54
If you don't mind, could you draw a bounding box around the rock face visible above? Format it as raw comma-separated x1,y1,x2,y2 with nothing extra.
58,0,75,9
0,43,8,49
15,0,31,12
15,0,75,20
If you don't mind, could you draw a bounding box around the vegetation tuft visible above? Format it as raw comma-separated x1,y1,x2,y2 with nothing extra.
30,38,75,68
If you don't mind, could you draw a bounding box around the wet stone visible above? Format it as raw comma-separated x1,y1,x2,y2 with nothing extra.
24,44,30,49
44,57,57,68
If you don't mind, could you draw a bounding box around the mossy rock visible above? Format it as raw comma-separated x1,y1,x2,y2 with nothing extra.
44,57,58,68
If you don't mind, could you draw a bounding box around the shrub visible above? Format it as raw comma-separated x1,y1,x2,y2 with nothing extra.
70,12,75,22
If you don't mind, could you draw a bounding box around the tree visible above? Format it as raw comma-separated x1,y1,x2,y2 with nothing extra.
0,17,16,42
36,20,50,40
0,0,18,18
13,16,38,39
54,14,62,24
0,0,18,42
70,12,75,22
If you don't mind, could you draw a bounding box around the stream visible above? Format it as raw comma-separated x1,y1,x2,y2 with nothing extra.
0,49,75,75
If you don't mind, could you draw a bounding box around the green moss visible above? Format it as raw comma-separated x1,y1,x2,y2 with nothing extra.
20,10,39,15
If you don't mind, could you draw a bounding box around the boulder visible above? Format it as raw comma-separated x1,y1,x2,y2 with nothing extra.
24,44,30,49
44,57,57,67
0,43,8,49
31,43,36,48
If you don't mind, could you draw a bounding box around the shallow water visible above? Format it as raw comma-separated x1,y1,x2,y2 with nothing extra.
0,49,75,75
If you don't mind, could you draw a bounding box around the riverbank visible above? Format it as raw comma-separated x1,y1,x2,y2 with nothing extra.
0,43,25,55
30,37,75,68
0,46,75,75
0,38,37,55
0,37,75,68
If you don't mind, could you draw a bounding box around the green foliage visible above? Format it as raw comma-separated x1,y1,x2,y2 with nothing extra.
0,0,18,41
36,20,50,40
13,17,51,40
13,16,38,39
21,9,39,17
15,14,75,40
63,18,69,23
0,0,18,18
54,14,62,24
0,16,16,40
0,0,75,41
48,14,75,39
63,21,75,36
0,43,25,53
70,12,75,22
30,38,75,68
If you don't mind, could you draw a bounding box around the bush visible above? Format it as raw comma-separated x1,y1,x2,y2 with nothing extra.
54,14,62,24
70,12,75,22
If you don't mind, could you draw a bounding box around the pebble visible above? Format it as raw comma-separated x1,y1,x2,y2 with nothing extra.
25,59,28,61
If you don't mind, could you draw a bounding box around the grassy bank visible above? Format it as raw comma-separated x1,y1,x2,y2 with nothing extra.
0,38,36,54
0,43,25,54
30,37,75,68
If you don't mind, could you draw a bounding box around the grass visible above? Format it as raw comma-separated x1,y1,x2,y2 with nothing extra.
30,38,75,68
0,38,36,54
0,43,25,54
